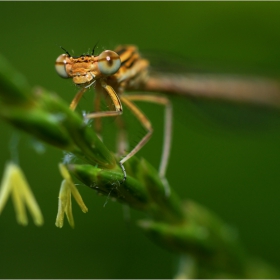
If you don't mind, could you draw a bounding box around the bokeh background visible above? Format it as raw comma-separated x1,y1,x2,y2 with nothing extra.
0,2,280,278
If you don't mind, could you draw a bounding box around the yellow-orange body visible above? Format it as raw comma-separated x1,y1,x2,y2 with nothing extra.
55,45,149,95
55,45,172,184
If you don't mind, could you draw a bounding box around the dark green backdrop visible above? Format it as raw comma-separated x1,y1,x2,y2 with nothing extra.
0,2,280,278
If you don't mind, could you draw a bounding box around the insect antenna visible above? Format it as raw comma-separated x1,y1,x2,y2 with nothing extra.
59,46,71,57
92,41,99,56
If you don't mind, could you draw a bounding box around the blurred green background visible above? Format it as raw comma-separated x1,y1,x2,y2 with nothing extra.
1,2,280,278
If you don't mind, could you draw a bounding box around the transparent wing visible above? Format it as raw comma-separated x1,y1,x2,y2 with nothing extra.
141,49,280,135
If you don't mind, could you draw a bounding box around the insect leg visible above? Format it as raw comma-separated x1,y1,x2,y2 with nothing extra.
119,96,154,171
85,81,126,182
123,95,172,178
70,87,88,111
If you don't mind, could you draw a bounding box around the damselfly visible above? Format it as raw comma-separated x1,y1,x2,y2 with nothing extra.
55,45,172,183
55,44,280,182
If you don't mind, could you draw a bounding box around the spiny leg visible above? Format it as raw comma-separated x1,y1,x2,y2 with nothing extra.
84,80,126,182
119,96,154,171
123,95,172,196
93,85,128,153
69,81,126,182
86,80,123,119
70,87,88,111
123,95,172,178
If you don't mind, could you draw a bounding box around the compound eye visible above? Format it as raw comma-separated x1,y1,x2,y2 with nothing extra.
55,54,69,78
97,50,121,75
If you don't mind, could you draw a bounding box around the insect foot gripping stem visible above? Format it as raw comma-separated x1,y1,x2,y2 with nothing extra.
119,162,127,184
